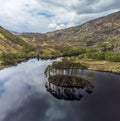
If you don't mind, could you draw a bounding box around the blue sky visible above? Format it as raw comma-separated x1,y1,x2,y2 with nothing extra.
0,0,120,33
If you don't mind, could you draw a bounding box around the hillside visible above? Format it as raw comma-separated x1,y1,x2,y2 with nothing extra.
0,26,34,54
21,11,120,52
21,33,50,45
0,26,36,68
47,11,120,42
0,27,23,54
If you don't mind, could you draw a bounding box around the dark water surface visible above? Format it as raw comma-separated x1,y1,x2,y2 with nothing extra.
0,58,120,121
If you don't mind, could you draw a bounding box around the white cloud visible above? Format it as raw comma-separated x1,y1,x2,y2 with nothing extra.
0,0,119,33
48,21,57,29
48,21,67,30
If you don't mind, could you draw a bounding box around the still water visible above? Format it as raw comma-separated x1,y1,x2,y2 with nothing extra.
0,58,120,121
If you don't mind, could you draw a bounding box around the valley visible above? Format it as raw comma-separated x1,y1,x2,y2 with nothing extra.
0,11,120,73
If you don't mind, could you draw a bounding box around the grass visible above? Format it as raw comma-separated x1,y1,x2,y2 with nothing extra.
73,58,120,74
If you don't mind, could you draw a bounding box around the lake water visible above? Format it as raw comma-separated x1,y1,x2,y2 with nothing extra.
0,58,120,121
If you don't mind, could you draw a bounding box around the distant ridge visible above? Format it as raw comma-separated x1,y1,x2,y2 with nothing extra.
46,11,120,42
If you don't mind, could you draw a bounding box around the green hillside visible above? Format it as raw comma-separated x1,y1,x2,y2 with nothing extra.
0,26,34,54
0,26,35,66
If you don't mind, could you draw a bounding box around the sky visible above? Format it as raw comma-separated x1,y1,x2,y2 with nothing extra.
0,0,120,33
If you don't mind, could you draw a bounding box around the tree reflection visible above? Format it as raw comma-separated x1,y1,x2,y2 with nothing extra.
45,82,83,101
45,60,94,101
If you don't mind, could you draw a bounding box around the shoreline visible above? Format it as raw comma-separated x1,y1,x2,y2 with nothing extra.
0,56,120,75
74,59,120,75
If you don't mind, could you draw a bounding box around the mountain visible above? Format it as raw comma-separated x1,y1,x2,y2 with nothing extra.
21,33,55,45
21,11,120,52
0,26,31,54
47,11,120,42
0,11,120,57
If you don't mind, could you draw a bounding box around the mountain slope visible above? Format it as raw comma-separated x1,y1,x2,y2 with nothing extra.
20,11,120,52
47,11,120,42
21,33,55,45
0,26,33,54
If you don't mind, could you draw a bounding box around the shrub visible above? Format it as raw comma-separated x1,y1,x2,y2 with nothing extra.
105,52,120,62
62,48,86,56
85,52,105,60
85,51,120,62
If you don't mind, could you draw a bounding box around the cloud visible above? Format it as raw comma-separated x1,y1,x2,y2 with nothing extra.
0,0,119,33
48,21,67,30
0,58,52,120
48,21,57,29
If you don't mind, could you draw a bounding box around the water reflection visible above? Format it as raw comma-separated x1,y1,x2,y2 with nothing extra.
45,81,83,101
45,61,94,100
0,58,120,121
0,58,54,121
